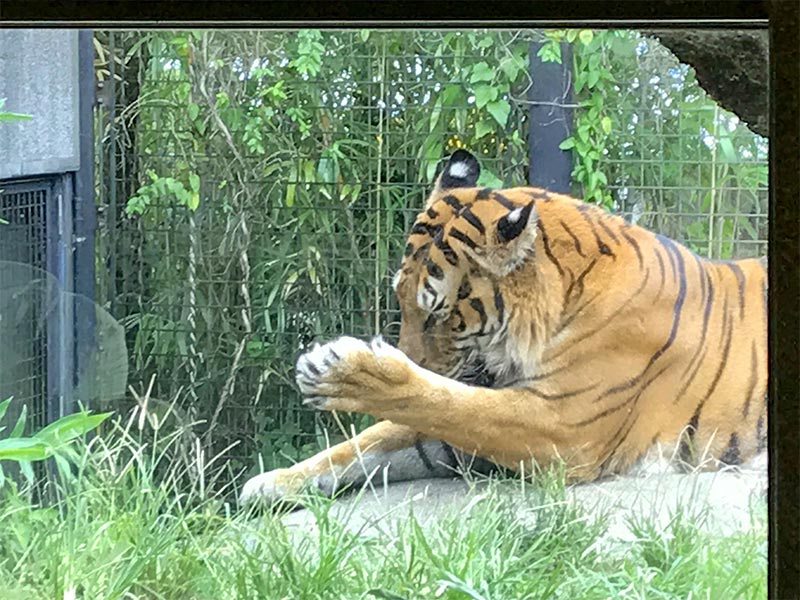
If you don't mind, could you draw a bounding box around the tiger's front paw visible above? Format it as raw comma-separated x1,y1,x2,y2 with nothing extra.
295,336,412,412
239,468,307,506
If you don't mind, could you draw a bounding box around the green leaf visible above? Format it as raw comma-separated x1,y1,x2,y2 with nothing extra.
0,398,10,423
477,168,503,188
441,84,462,108
19,460,34,483
477,35,494,49
486,99,510,127
718,136,737,162
188,192,199,211
559,137,576,150
187,103,199,121
0,438,51,462
469,61,494,84
579,30,594,46
10,404,26,438
601,116,612,134
475,119,494,139
429,96,443,133
189,173,200,193
499,55,526,81
360,29,370,42
473,84,498,109
35,411,111,449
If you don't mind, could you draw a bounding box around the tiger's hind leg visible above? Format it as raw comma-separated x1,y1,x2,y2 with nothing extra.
239,420,485,506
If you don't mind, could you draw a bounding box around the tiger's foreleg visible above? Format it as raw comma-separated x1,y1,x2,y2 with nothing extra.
293,336,580,478
239,420,469,505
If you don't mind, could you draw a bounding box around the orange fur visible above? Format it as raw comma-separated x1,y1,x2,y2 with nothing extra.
240,150,767,505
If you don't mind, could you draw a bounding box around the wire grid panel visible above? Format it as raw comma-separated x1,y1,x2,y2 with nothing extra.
96,30,767,475
0,181,52,432
595,35,768,258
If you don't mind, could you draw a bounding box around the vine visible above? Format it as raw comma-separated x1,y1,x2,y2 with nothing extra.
539,29,615,208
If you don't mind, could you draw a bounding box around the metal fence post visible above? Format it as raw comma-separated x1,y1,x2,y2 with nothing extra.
73,29,97,415
527,39,574,194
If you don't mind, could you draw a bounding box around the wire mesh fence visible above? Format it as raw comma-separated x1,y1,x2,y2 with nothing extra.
94,29,768,478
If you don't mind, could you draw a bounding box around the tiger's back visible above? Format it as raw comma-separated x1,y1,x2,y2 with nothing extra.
395,151,767,478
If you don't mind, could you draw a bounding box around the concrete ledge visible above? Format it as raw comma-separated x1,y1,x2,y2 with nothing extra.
276,466,767,549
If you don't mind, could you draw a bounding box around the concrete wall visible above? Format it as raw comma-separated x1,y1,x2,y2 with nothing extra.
0,29,80,180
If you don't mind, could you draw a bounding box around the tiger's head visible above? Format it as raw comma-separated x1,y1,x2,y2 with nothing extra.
393,149,541,386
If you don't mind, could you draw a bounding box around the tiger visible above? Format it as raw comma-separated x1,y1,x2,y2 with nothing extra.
240,148,768,505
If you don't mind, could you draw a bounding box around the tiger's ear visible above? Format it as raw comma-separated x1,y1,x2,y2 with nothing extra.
496,201,536,244
463,201,538,277
435,149,480,191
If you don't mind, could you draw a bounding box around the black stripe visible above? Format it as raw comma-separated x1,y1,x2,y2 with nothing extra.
461,207,486,234
423,313,437,332
552,289,602,339
678,410,701,464
449,227,478,250
526,382,598,401
537,221,565,278
452,307,467,332
526,189,551,201
442,194,463,211
457,277,472,300
571,364,669,427
415,439,436,472
673,256,715,405
410,222,429,236
743,341,759,418
504,360,577,387
435,236,459,266
560,220,585,257
577,204,615,258
404,243,414,257
493,281,504,323
726,262,747,320
476,187,494,200
649,236,687,367
548,268,650,364
719,433,742,465
563,257,597,307
469,297,488,331
423,279,437,298
619,227,643,268
682,297,736,450
426,259,444,280
426,207,439,219
597,218,620,244
492,192,516,210
599,411,640,475
440,441,459,467
413,242,431,261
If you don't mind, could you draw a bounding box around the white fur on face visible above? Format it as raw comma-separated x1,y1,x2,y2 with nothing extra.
507,206,524,223
392,270,402,291
448,161,470,179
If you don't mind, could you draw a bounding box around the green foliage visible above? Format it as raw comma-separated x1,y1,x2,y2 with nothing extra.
125,169,200,215
0,416,767,598
541,30,767,258
0,397,111,489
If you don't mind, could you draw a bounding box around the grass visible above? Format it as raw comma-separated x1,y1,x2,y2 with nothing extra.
0,406,767,600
